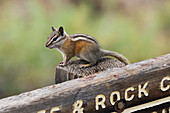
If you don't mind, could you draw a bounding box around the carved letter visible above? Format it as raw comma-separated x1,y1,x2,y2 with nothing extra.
73,100,84,113
37,110,46,113
162,109,166,113
95,94,106,110
50,107,60,113
160,76,170,92
125,87,135,101
138,81,149,98
110,91,120,105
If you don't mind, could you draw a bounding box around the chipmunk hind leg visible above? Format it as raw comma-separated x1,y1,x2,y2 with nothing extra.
79,46,100,68
79,54,97,68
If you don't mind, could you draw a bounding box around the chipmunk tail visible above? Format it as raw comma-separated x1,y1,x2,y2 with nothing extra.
100,49,130,65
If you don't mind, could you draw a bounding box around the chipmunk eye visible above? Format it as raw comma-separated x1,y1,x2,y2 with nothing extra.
53,37,57,41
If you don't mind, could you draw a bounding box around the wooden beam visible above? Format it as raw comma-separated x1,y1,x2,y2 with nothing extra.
0,54,169,113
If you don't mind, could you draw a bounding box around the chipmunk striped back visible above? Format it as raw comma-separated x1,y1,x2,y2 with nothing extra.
70,34,101,47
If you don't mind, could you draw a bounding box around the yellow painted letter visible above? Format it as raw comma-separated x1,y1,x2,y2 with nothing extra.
138,81,149,98
73,100,84,113
37,110,46,113
160,76,170,91
95,94,106,110
125,87,135,101
110,91,120,105
50,107,60,113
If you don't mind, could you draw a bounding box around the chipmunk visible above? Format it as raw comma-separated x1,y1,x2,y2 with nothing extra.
46,26,129,67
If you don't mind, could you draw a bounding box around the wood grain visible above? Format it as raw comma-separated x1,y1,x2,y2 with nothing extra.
0,54,169,113
55,58,125,84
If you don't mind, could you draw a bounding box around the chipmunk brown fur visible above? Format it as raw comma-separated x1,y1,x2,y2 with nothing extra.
46,26,130,67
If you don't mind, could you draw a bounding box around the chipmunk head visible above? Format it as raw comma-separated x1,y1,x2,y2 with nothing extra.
46,26,67,49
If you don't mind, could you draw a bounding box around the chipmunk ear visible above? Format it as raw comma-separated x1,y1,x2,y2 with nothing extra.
51,26,57,31
59,26,64,36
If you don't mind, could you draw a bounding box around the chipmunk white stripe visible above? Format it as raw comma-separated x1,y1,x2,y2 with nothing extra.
70,34,100,46
71,37,97,44
47,35,57,45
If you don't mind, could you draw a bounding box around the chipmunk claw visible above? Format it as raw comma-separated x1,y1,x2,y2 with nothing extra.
59,61,65,67
79,64,91,69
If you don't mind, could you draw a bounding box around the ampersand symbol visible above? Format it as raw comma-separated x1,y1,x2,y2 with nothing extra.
72,100,84,113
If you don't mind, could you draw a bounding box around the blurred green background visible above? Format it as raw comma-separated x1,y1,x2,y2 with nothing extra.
0,0,169,98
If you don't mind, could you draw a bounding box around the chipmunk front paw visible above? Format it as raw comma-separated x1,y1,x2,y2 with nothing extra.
59,61,65,67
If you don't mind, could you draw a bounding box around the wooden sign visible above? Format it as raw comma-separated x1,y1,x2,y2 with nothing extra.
0,54,169,113
123,96,170,113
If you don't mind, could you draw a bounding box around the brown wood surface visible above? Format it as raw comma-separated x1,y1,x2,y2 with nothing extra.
0,54,169,113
